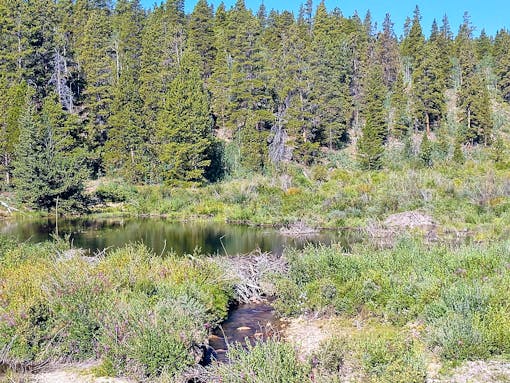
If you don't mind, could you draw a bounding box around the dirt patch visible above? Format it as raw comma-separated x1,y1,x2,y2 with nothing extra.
282,317,337,360
384,211,436,229
0,362,133,383
429,360,510,383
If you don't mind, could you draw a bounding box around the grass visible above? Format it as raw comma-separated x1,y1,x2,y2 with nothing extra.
2,235,510,382
83,153,510,238
0,239,233,380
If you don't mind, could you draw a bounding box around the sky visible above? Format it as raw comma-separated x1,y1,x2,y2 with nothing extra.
140,0,510,38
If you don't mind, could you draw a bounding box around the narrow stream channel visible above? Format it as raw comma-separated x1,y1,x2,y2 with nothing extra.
208,302,281,362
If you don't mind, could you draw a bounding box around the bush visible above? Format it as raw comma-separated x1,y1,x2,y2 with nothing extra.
428,313,488,360
0,240,233,379
211,340,310,383
358,332,426,383
95,179,136,203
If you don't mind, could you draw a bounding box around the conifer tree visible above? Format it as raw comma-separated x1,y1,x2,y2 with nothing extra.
494,29,510,102
74,3,114,175
458,70,493,145
225,0,274,172
310,1,352,150
419,131,433,166
453,140,465,164
188,0,216,78
0,78,27,186
13,94,87,211
357,64,388,170
104,0,148,182
401,6,425,77
391,71,410,138
412,37,446,132
376,13,400,88
155,50,215,185
139,0,185,141
208,3,233,134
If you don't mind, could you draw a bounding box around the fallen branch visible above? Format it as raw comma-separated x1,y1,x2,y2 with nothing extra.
215,250,288,303
0,200,18,213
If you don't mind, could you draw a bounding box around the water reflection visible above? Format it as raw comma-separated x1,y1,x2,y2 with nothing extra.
0,218,355,255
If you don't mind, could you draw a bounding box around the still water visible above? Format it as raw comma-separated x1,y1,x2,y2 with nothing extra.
0,217,355,255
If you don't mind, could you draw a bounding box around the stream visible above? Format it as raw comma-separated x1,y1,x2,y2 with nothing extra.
208,302,281,362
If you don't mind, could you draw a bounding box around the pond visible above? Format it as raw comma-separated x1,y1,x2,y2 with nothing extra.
0,217,360,362
0,217,358,255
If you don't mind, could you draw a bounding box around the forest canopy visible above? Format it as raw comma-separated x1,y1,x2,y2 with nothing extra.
0,0,506,209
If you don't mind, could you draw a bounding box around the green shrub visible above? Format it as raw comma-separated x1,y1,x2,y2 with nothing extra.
357,331,426,383
95,179,136,203
211,340,310,383
428,313,488,360
0,240,233,379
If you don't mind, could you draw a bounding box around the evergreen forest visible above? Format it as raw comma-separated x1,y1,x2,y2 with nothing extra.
5,1,510,382
0,0,508,211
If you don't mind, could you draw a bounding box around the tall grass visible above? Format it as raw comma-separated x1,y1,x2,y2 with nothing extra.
275,239,510,362
90,160,510,235
0,240,233,379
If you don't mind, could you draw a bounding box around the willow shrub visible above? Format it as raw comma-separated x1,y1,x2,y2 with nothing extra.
0,239,233,378
275,239,510,362
210,340,310,383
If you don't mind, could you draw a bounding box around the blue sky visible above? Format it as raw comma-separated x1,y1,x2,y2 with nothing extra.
141,0,509,37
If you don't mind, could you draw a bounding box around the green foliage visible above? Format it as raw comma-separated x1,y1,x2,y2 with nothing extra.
412,39,446,132
94,179,137,203
419,131,433,166
211,340,310,383
458,69,493,145
275,240,510,363
156,49,215,185
13,95,88,211
453,141,466,164
357,64,388,170
0,240,233,378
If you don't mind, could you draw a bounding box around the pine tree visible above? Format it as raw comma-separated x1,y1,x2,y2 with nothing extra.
494,29,510,102
13,94,87,211
73,2,114,175
224,0,274,172
0,78,27,187
309,1,352,150
419,131,433,166
477,29,493,61
453,140,465,164
391,71,410,138
155,50,215,185
401,6,425,77
139,0,185,155
376,13,400,88
357,64,388,170
104,0,149,182
412,37,446,132
458,70,493,145
188,0,216,78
